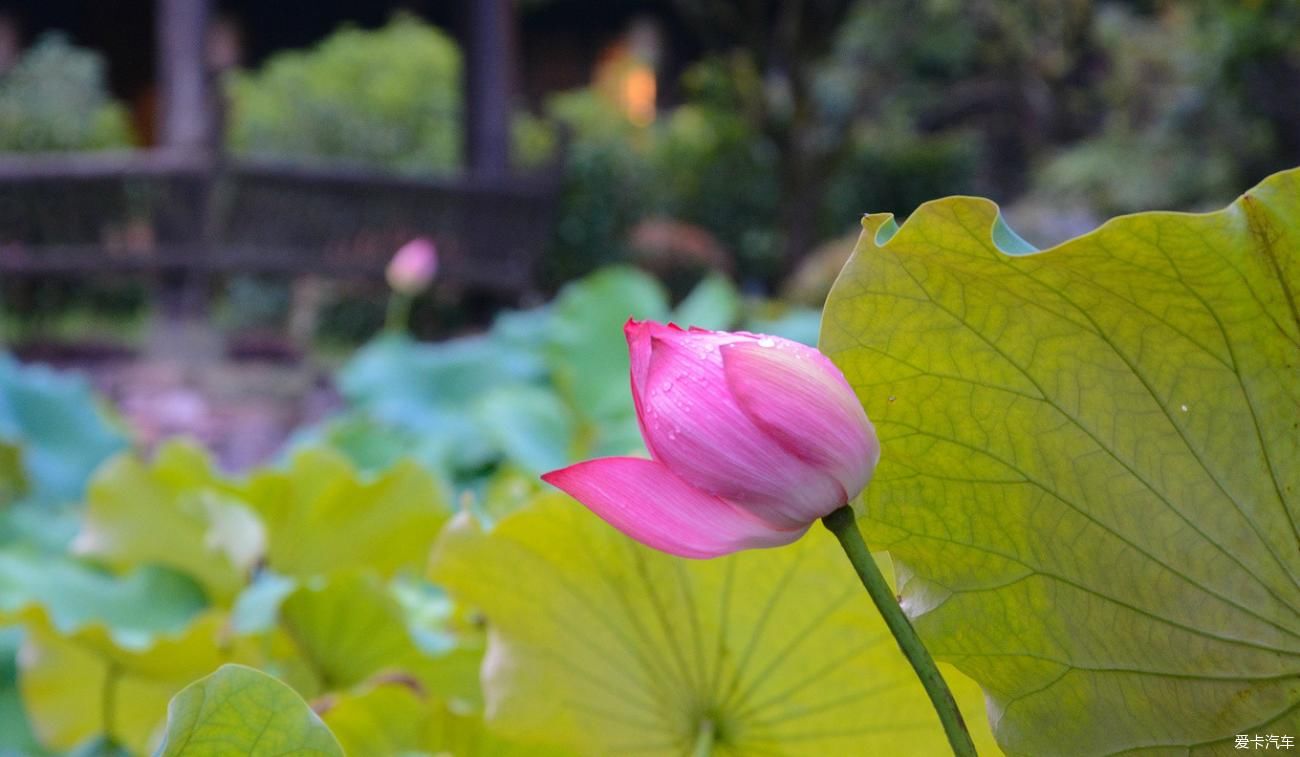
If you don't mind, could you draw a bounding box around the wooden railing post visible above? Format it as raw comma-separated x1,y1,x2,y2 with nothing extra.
156,0,215,155
465,0,515,180
152,0,220,360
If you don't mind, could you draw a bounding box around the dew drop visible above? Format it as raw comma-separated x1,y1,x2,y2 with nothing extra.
757,338,776,348
888,395,897,403
1180,404,1189,412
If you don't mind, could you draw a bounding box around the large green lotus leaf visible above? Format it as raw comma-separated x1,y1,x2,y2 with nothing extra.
321,680,568,757
156,664,342,756
0,355,126,506
819,168,1300,754
241,448,449,579
19,612,246,754
73,443,262,604
429,494,999,756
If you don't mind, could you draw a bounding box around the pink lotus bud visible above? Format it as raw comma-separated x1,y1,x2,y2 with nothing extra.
542,320,879,558
386,237,438,294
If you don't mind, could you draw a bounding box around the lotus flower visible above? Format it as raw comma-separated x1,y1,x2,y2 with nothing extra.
386,237,438,294
542,320,880,558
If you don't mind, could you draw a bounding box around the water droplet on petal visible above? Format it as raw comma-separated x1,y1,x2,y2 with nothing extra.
757,338,776,348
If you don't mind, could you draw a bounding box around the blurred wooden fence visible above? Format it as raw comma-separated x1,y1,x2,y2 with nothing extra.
0,150,559,295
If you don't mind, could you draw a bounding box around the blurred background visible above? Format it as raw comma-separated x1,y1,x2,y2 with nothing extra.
0,0,1297,470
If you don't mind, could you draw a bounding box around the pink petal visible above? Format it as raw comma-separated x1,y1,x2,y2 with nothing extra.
721,339,879,500
624,319,659,455
633,325,847,528
541,457,805,559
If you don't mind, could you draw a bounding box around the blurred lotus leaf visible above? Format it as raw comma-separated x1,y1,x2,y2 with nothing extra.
73,444,260,605
241,449,449,580
322,680,566,757
20,612,245,754
0,355,127,507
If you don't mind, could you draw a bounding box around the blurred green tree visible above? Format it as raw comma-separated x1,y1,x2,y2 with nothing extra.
226,14,462,173
0,33,134,152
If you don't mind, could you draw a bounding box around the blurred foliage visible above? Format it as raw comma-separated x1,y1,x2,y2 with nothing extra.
0,356,126,509
0,266,953,754
227,14,463,172
0,280,150,349
539,0,1299,281
0,436,461,755
215,276,292,334
539,92,648,284
0,33,134,152
540,78,978,286
1032,3,1272,215
226,13,556,177
303,266,819,491
0,285,808,753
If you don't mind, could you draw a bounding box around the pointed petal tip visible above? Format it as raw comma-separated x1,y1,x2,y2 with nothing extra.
538,457,804,559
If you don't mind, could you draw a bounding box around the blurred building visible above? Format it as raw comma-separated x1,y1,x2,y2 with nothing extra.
0,0,692,301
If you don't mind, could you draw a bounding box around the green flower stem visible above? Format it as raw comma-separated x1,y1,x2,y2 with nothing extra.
384,292,414,333
691,718,715,757
822,505,978,757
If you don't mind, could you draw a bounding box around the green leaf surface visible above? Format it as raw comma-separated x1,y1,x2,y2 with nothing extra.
0,627,42,754
19,612,243,754
336,333,542,473
321,680,565,757
287,414,440,476
242,449,449,580
277,572,431,694
673,272,742,330
0,441,27,506
474,385,576,476
74,443,448,602
429,494,999,756
543,267,669,454
73,444,262,604
820,168,1300,754
0,355,126,506
156,664,342,757
744,305,823,346
0,552,205,645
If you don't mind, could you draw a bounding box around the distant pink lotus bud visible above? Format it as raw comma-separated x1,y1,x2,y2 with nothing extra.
542,320,879,558
386,237,438,294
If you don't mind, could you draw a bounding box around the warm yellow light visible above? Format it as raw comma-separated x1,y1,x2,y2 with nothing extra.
594,41,657,126
622,66,656,127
